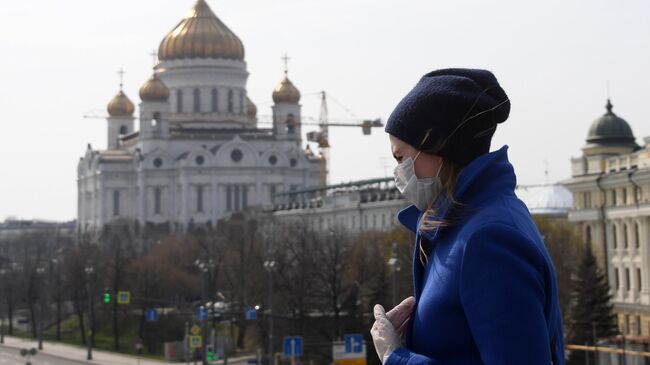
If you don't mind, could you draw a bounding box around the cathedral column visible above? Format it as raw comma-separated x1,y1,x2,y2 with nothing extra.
180,172,189,229
211,171,218,226
138,172,146,227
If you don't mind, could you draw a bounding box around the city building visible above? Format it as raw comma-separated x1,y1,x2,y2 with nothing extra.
272,177,572,232
0,219,76,240
563,99,650,336
77,0,324,234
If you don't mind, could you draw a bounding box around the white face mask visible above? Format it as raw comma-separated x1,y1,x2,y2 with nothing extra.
394,152,444,211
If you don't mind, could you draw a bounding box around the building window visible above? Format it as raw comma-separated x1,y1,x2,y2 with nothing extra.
234,185,240,211
636,223,641,249
154,187,162,215
638,268,642,293
113,190,120,216
119,125,128,135
623,188,628,205
231,149,243,163
290,158,297,167
269,155,278,165
624,224,629,248
211,89,218,112
615,268,620,290
613,225,618,249
625,314,630,334
176,89,183,113
226,185,232,212
228,89,234,113
242,185,248,208
637,315,642,335
240,90,245,114
196,185,204,213
193,88,201,113
195,155,205,166
626,268,631,291
586,226,592,245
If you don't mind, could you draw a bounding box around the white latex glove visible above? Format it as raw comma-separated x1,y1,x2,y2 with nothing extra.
371,304,400,364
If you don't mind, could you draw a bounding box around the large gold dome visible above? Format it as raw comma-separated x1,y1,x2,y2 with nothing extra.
158,0,245,61
139,73,170,102
107,90,135,117
272,75,301,104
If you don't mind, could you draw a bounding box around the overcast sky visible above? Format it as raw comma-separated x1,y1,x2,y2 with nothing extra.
1,0,648,221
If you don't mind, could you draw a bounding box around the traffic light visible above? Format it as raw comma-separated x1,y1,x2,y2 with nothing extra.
103,289,111,303
206,345,216,362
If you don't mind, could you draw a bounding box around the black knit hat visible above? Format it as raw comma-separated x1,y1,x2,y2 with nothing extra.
385,68,510,166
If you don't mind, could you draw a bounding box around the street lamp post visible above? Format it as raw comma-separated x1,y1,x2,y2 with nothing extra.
84,265,94,361
387,242,402,308
263,255,277,365
35,266,46,350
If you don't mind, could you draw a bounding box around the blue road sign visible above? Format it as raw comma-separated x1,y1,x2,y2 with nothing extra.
196,307,209,321
145,308,159,322
344,334,364,353
283,336,303,357
245,307,257,320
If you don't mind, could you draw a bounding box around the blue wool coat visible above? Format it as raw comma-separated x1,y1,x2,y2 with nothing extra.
386,145,565,365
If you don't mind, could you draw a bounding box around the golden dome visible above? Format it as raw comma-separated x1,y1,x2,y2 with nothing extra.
107,90,135,117
246,96,257,119
158,0,245,61
272,75,301,104
139,73,170,102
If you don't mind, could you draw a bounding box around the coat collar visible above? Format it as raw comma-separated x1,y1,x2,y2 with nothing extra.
396,145,514,238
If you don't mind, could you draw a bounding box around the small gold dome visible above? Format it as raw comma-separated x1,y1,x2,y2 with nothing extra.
246,96,257,119
107,90,135,117
158,0,245,61
272,75,301,104
139,74,170,102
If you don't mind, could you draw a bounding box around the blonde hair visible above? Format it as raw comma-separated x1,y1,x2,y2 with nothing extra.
417,157,464,266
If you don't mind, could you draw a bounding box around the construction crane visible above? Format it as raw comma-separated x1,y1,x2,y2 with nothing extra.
305,91,383,185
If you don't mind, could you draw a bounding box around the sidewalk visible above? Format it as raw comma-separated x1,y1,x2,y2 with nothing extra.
0,336,255,365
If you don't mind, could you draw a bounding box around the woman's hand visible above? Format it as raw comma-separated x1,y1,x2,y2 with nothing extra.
386,296,415,336
371,297,416,364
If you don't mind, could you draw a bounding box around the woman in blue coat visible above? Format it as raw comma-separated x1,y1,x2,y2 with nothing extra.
370,69,565,365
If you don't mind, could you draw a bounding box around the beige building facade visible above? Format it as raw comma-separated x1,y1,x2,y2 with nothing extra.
564,99,650,337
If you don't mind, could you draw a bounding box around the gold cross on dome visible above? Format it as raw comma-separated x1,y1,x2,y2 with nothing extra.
117,68,125,90
282,53,291,75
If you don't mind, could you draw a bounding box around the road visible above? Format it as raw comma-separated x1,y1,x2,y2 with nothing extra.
0,345,89,365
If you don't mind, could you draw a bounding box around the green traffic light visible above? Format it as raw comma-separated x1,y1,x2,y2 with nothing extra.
207,352,215,361
103,292,111,303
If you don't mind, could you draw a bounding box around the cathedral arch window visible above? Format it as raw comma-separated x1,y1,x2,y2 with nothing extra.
290,158,297,167
231,149,243,163
626,268,631,291
613,224,618,249
153,158,163,168
637,268,643,293
196,155,205,166
268,155,278,165
119,125,128,135
154,187,162,215
240,90,245,114
635,223,641,249
196,185,204,213
176,89,183,113
624,224,629,248
228,89,234,113
193,88,201,113
211,89,218,112
113,190,120,216
615,268,620,290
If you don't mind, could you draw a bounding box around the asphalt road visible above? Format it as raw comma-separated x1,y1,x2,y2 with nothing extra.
0,345,89,365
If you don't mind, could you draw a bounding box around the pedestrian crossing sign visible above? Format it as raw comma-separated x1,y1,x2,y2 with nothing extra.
117,291,131,304
189,335,202,349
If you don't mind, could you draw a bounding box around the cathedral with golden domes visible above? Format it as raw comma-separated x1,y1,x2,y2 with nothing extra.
77,0,324,233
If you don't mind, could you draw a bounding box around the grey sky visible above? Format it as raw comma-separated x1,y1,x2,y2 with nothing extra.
1,0,649,221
